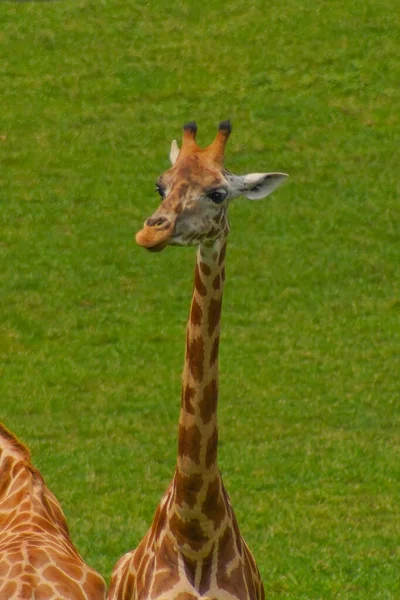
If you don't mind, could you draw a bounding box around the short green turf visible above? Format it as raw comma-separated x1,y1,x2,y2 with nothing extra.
1,0,399,597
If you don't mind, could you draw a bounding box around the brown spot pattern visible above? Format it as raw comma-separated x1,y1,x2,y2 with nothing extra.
198,543,215,594
35,583,53,600
210,336,220,367
261,581,266,600
124,572,135,600
140,554,154,600
199,262,211,277
190,297,203,327
174,470,203,508
132,538,146,571
1,455,14,473
222,487,236,519
202,477,226,529
183,555,197,586
212,274,220,290
43,565,85,599
154,534,179,572
151,570,176,598
182,384,196,415
186,334,204,382
231,512,243,552
208,297,222,337
199,379,218,424
27,548,49,570
169,514,208,551
222,563,245,597
32,516,58,535
9,563,22,578
85,571,107,597
218,243,227,266
0,440,106,600
194,264,207,297
217,525,237,573
0,470,11,498
243,559,257,600
152,504,167,541
205,427,218,469
1,582,17,598
59,559,82,580
178,423,202,465
139,552,150,575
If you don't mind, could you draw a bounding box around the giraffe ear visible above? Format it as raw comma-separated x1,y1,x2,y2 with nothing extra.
169,140,180,165
237,173,288,200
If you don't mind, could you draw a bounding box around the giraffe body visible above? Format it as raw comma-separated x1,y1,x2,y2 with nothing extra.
109,122,287,600
0,423,106,600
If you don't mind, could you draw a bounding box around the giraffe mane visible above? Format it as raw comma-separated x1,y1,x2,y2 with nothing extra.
0,422,32,462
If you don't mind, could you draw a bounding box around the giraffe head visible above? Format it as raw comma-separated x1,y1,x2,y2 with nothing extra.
136,121,287,251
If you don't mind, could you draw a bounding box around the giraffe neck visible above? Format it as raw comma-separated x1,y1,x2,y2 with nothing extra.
160,239,234,563
0,424,107,599
0,427,71,540
176,237,226,484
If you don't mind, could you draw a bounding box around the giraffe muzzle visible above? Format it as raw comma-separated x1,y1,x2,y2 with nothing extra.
135,217,175,252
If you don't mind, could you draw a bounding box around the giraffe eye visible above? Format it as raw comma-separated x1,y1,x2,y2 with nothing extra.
207,190,227,204
155,185,165,198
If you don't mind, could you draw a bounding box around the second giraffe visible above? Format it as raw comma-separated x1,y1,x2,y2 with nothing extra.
108,121,287,600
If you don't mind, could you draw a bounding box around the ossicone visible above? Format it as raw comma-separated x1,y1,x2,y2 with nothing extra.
218,120,232,135
183,121,198,135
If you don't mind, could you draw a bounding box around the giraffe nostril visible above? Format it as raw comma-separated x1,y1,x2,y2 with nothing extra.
145,216,171,230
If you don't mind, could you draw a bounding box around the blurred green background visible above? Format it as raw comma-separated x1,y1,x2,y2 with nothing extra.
1,0,399,597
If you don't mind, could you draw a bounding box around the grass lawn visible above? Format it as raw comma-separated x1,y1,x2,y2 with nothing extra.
1,0,399,597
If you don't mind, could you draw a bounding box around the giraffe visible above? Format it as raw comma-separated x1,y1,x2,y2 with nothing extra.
0,422,107,599
108,121,287,600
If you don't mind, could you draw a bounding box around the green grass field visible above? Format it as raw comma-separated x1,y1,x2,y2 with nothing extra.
1,0,399,597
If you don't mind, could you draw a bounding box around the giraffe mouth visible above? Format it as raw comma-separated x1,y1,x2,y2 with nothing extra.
135,222,174,252
145,240,169,252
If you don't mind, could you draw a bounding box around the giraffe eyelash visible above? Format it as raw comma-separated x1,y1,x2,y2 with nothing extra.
155,184,165,198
